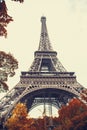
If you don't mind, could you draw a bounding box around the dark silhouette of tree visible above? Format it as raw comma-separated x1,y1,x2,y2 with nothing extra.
0,51,18,92
0,0,23,38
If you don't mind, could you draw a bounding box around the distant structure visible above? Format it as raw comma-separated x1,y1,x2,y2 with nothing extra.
0,16,86,129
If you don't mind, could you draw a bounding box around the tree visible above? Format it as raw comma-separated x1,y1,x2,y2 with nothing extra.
5,103,37,130
0,0,24,38
53,98,87,130
5,98,87,130
0,51,18,92
5,102,53,130
80,89,87,102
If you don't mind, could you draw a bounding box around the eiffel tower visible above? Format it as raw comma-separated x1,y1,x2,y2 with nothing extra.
0,16,85,128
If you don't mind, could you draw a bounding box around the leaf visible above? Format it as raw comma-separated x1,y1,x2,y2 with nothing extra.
0,0,13,37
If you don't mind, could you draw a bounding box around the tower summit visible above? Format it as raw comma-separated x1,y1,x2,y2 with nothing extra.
38,16,53,51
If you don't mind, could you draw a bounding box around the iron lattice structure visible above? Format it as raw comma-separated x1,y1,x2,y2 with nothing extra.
0,16,86,128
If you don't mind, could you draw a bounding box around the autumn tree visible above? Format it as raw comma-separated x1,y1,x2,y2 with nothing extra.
5,102,53,130
5,103,38,130
0,51,18,92
5,103,28,130
5,98,87,130
0,0,24,38
80,89,87,102
53,98,87,130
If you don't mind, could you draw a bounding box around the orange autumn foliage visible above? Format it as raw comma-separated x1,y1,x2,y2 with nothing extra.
5,98,87,130
54,98,87,130
80,89,87,102
5,103,52,130
5,103,36,130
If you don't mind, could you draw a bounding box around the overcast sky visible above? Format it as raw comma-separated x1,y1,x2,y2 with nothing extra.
0,0,87,98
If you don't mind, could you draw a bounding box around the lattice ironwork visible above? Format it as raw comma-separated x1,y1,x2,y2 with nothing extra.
38,17,53,51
